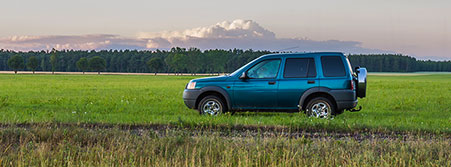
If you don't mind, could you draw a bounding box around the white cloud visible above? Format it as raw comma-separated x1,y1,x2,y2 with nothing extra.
138,19,276,40
0,19,391,54
139,19,390,54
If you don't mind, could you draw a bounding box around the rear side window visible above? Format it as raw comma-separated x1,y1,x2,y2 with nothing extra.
284,58,316,78
321,56,346,77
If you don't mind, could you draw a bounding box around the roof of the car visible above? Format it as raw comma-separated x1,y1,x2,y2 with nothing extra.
260,52,344,59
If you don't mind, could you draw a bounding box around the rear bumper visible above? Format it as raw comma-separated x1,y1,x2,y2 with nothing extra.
336,99,358,111
183,89,201,109
329,89,358,110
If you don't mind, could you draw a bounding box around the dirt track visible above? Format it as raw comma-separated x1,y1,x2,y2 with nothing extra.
0,123,447,141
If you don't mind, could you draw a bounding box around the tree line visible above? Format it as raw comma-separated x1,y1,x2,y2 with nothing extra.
1,48,450,74
348,54,451,72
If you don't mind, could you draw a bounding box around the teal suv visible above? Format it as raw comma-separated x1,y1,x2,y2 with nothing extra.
183,52,367,118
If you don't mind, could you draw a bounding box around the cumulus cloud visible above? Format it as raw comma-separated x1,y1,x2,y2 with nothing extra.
139,19,276,40
139,19,389,53
0,19,390,54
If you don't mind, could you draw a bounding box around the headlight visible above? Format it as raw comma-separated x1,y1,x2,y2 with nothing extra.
187,81,196,89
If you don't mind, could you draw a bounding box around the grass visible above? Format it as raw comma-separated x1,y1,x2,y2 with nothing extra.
0,126,450,166
1,73,450,166
0,74,450,133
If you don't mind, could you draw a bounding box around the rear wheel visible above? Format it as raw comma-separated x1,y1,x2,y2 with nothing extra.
198,95,226,116
334,109,344,115
306,97,335,118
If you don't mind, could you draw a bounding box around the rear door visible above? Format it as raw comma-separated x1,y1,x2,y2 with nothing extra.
277,57,319,108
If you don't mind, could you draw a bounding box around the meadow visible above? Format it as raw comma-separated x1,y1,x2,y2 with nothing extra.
0,74,450,133
0,73,450,166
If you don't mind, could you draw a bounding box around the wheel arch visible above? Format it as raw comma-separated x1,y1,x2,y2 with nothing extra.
195,86,231,110
299,87,337,111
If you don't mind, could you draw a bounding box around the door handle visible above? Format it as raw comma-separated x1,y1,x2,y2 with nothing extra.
307,80,315,84
268,81,276,85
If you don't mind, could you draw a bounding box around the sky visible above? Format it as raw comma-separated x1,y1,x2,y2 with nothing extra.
0,0,450,60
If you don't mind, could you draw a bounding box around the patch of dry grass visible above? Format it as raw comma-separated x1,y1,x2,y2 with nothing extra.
0,126,449,166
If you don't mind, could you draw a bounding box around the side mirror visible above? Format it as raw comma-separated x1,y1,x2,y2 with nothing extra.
239,72,248,79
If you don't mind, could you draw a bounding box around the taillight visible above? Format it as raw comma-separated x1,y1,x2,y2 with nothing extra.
350,80,355,90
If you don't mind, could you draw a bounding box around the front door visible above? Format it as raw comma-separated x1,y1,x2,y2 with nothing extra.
233,59,281,109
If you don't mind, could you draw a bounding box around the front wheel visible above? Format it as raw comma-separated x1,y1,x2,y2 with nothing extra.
198,95,226,116
306,97,335,118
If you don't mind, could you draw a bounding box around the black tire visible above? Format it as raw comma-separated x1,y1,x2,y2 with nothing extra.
334,110,344,115
198,95,226,116
305,97,335,118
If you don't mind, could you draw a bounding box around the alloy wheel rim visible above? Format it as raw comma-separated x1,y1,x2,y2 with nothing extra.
203,100,221,116
311,102,330,118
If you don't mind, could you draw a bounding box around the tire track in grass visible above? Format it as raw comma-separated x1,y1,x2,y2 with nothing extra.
0,122,448,141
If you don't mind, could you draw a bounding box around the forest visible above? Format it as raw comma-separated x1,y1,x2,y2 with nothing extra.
1,48,450,73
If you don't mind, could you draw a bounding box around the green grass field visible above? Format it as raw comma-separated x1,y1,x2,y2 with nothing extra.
0,74,450,133
1,74,450,166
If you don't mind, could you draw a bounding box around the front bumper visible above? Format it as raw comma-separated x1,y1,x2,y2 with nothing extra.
183,89,202,109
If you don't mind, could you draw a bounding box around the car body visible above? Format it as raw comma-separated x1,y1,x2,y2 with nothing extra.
183,52,367,117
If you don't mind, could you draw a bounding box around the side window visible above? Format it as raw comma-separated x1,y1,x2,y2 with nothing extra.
247,59,281,79
321,56,346,77
283,58,316,78
307,58,317,77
